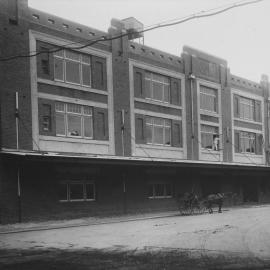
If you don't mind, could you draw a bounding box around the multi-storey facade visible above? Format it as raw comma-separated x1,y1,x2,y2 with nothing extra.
1,0,270,224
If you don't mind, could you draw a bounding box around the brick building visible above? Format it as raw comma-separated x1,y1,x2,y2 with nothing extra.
1,0,270,224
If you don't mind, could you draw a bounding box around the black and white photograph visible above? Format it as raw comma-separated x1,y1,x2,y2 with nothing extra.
0,0,270,269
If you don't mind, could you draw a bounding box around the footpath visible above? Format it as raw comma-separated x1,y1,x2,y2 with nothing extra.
0,210,180,234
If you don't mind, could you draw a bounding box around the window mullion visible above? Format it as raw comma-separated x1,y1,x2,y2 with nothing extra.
81,113,84,138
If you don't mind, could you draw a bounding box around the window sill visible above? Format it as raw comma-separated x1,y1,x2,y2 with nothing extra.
134,97,182,109
38,78,108,95
200,109,220,117
234,117,262,125
201,148,221,153
137,143,183,151
234,152,263,157
148,196,173,199
59,199,96,203
39,135,109,145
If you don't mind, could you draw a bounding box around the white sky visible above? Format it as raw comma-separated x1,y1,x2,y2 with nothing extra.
28,0,270,82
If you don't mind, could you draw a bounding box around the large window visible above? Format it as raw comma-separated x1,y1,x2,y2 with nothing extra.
239,97,255,121
201,124,220,150
200,85,218,113
146,116,171,146
147,182,172,199
55,102,93,138
240,131,255,154
54,49,91,87
59,181,95,202
145,72,170,103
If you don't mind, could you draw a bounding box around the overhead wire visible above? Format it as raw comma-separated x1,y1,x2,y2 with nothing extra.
0,0,265,62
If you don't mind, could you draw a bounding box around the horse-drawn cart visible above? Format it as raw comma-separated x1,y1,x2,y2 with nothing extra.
177,193,206,215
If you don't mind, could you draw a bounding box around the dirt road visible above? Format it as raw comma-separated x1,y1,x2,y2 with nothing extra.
1,205,270,269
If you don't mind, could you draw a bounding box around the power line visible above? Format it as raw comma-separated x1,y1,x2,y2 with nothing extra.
0,0,264,62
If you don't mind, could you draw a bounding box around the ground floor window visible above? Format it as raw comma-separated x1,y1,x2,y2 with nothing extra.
147,182,172,199
201,124,220,150
58,181,95,202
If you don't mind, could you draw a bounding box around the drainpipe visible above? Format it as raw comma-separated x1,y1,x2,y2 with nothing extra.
188,73,196,160
15,92,22,223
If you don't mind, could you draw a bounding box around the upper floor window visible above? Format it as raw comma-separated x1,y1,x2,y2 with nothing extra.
146,116,171,146
234,95,261,122
239,131,255,154
55,102,93,138
201,124,220,151
145,72,170,103
234,130,263,155
200,85,218,113
54,50,91,87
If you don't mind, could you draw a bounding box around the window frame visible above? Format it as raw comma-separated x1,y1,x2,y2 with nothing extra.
145,72,170,104
59,181,96,202
147,182,173,199
54,49,91,88
146,116,171,146
55,102,93,139
199,85,218,114
238,96,255,121
200,124,220,151
239,131,256,154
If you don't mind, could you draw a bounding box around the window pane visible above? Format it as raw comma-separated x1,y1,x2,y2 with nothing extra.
67,103,81,114
54,58,64,81
200,86,217,112
146,124,153,144
65,50,80,61
55,102,65,112
82,64,91,86
165,184,172,196
86,183,95,200
201,125,217,133
152,74,163,83
147,184,154,197
164,85,170,102
145,72,151,79
153,126,164,144
153,118,163,126
145,79,151,98
201,133,213,149
69,183,84,200
66,61,80,84
82,54,90,64
152,82,163,101
56,113,65,135
54,50,64,57
165,127,171,145
83,106,92,115
155,184,164,197
67,115,81,136
84,116,93,138
58,183,67,200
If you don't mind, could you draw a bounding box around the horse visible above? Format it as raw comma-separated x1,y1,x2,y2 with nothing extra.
203,193,224,214
203,192,236,214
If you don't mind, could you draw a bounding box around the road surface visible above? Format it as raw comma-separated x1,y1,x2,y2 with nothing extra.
1,205,270,269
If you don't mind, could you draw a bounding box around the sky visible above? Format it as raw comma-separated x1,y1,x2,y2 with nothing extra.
28,0,270,82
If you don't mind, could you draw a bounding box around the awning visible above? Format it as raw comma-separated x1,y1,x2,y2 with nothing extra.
2,148,270,172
